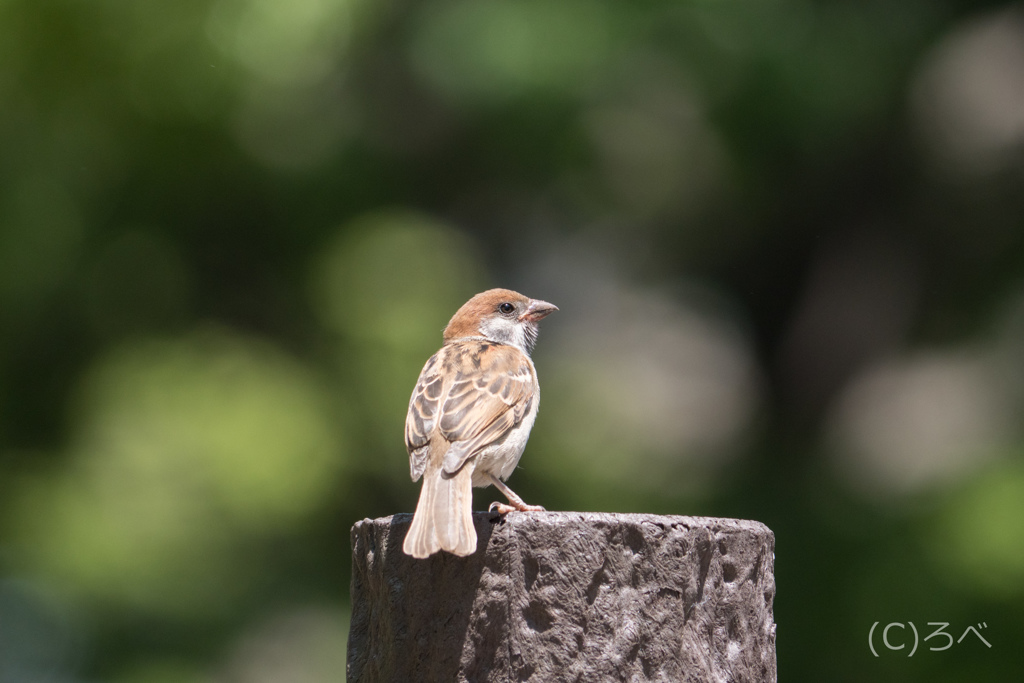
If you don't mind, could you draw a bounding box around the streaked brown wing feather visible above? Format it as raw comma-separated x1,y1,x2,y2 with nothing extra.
405,353,442,481
438,344,535,474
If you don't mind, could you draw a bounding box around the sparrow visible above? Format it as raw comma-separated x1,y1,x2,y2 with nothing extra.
402,288,557,558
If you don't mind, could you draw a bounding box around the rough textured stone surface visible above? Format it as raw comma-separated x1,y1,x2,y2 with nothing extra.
348,512,776,683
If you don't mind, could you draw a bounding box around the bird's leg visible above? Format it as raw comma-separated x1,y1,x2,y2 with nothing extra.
487,473,546,514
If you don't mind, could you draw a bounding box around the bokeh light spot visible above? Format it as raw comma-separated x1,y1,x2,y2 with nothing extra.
582,57,726,219
930,461,1024,597
207,0,356,86
410,0,613,103
526,248,760,494
310,211,486,349
911,6,1024,176
230,81,355,170
309,211,487,481
10,330,344,614
827,349,1015,498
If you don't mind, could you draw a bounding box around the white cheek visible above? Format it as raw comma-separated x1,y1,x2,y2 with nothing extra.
480,317,526,351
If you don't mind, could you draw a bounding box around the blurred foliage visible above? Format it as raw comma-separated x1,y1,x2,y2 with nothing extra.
0,0,1022,681
10,330,343,615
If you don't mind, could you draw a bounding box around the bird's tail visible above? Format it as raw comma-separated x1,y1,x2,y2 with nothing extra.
403,461,476,558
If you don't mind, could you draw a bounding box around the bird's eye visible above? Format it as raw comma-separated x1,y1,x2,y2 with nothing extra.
498,302,515,316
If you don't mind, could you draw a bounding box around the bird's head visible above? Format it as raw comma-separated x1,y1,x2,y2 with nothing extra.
443,288,558,354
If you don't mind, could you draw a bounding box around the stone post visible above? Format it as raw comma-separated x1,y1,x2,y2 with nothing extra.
348,511,776,682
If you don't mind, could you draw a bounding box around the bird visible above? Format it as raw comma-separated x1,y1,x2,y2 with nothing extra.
402,288,557,558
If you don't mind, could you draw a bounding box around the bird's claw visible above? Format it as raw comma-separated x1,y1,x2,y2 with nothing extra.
489,501,546,515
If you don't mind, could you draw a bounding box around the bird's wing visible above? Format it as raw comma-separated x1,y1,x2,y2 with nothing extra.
438,342,536,475
405,352,443,481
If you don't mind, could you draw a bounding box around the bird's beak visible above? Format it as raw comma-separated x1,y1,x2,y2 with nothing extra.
520,299,558,322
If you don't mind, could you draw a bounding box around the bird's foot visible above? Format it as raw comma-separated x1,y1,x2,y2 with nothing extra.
488,500,546,515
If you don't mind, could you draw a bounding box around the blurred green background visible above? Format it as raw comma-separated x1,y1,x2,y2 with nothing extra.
1,0,1023,680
